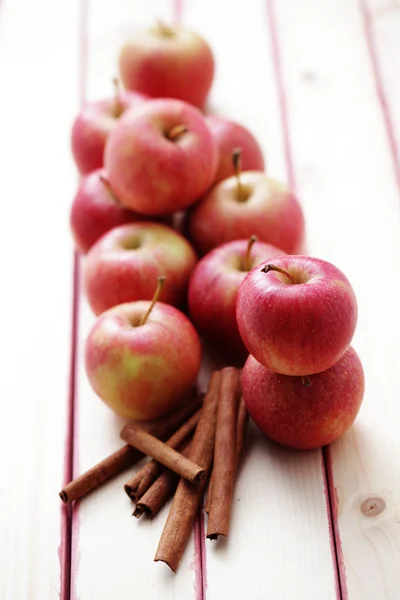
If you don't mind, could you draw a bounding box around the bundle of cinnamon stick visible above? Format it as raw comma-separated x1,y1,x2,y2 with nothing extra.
59,366,248,573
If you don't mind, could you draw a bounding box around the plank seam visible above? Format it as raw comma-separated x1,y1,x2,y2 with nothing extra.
60,252,80,600
358,0,400,191
264,1,344,598
60,0,89,598
322,448,346,600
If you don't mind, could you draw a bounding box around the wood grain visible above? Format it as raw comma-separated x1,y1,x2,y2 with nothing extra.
183,0,340,598
0,1,80,598
270,0,400,597
70,2,201,599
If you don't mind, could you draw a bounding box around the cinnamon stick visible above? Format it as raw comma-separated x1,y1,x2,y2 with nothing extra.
59,394,202,503
124,409,201,501
133,440,192,518
154,370,221,572
121,426,206,485
206,367,241,539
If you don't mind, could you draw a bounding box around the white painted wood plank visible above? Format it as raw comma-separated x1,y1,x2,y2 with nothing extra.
364,0,400,170
271,0,400,597
72,2,200,598
0,0,79,598
183,1,339,599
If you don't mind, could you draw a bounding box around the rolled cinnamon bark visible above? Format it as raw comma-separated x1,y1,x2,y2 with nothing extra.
121,427,206,485
206,368,241,539
154,371,221,572
133,440,192,518
59,393,202,503
124,409,201,502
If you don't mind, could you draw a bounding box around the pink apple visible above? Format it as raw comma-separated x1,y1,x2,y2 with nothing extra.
236,255,358,376
242,347,364,449
70,169,145,253
188,237,285,363
205,116,265,183
118,23,214,109
71,88,148,175
83,221,197,315
188,171,305,255
104,99,219,215
85,296,202,420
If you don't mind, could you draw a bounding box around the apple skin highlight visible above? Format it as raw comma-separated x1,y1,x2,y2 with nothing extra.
236,255,358,376
119,26,215,109
83,222,197,315
71,90,147,175
85,301,202,421
188,239,285,363
188,172,305,255
205,115,265,183
105,99,219,215
242,347,364,450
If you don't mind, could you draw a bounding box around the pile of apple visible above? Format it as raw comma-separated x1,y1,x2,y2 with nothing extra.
69,22,364,449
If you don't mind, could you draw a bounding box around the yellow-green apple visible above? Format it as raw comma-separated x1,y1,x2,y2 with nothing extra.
104,98,219,215
242,347,364,449
71,85,148,175
188,162,305,255
85,278,202,420
205,116,265,183
118,23,214,109
188,236,285,364
70,170,144,253
236,255,358,376
83,222,197,315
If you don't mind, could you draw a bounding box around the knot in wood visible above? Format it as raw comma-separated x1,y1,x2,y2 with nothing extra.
360,496,386,517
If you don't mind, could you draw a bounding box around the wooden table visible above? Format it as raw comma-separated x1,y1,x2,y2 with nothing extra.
1,0,399,598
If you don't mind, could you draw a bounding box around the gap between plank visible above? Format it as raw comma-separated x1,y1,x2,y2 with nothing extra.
59,0,89,598
358,0,400,191
59,251,80,600
264,1,345,598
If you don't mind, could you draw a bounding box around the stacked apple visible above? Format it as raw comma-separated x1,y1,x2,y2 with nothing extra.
237,256,365,449
68,21,363,453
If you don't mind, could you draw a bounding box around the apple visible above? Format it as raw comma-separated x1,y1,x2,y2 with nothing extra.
70,170,144,253
242,347,364,450
188,236,285,363
187,157,305,255
236,255,358,376
85,277,202,420
205,115,265,183
104,98,219,215
83,221,197,315
118,22,214,109
71,81,148,175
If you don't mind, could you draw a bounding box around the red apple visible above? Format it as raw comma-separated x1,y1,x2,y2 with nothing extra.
188,236,285,363
205,115,265,183
83,222,197,315
242,347,364,450
70,170,144,253
118,23,214,109
85,279,202,420
236,255,358,376
188,164,305,255
71,85,147,175
104,98,219,215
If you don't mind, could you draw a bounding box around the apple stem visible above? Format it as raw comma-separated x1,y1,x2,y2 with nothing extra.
140,276,166,326
242,235,258,271
167,124,188,141
232,147,244,201
261,264,296,285
301,376,311,387
112,77,123,118
99,175,121,204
